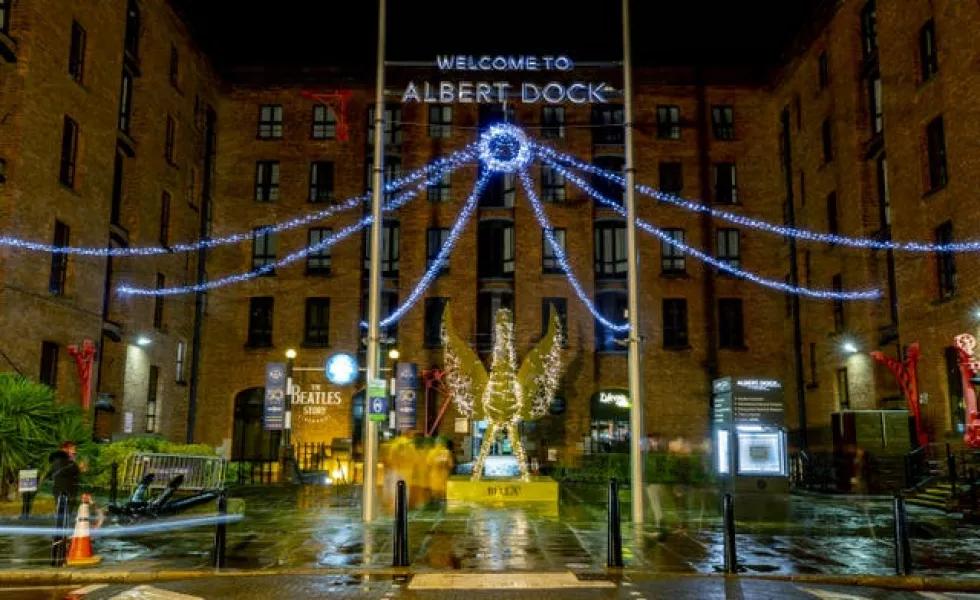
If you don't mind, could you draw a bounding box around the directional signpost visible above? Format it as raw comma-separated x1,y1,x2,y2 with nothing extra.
368,378,387,422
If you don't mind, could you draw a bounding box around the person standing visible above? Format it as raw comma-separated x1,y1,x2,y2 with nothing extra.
47,444,79,566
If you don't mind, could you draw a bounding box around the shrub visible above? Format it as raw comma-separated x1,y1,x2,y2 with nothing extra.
86,437,219,489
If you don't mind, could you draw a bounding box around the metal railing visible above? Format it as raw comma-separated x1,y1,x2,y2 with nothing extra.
122,453,226,492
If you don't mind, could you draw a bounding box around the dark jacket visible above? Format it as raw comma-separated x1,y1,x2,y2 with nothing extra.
48,451,79,501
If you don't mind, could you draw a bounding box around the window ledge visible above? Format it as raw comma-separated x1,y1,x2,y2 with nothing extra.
175,380,188,387
300,342,330,349
117,130,137,157
720,345,749,352
244,343,273,351
305,270,333,277
663,345,692,352
660,272,689,279
917,74,937,91
923,183,948,199
931,295,956,307
596,350,628,356
166,159,179,170
255,136,284,142
806,383,819,390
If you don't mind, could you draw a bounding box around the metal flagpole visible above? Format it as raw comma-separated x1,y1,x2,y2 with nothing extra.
621,0,645,524
363,0,386,523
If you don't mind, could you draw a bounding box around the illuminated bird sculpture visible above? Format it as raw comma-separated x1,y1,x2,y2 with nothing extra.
442,302,564,481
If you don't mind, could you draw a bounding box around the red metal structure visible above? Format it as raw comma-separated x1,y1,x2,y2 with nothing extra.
300,90,352,142
422,367,449,437
67,340,96,410
953,333,980,448
871,343,928,448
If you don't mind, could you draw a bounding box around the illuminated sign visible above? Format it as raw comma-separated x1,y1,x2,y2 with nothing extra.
325,353,358,386
598,390,629,408
401,54,612,105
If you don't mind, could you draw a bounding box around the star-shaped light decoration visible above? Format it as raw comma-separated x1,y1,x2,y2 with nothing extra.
326,353,358,386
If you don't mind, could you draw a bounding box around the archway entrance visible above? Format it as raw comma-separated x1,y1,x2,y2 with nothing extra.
232,387,281,483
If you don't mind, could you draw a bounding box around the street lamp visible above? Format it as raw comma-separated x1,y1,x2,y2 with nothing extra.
283,349,296,449
388,348,400,361
841,340,859,355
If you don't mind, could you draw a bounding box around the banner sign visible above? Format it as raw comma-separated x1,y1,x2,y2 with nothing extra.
264,362,286,430
401,55,612,104
395,363,418,431
368,378,388,422
18,469,38,493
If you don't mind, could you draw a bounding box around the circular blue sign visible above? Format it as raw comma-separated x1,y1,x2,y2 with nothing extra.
325,353,358,386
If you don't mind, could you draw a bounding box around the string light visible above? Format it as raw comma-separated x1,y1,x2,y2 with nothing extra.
478,124,533,173
536,143,980,254
117,172,442,296
1,147,476,257
361,170,491,329
517,169,631,331
545,156,881,301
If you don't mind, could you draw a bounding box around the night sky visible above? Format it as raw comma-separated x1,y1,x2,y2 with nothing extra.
178,0,817,72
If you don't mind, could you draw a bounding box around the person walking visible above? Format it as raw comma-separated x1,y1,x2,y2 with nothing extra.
48,443,80,566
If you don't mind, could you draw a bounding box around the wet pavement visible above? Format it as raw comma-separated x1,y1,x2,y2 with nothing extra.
1,484,979,577
3,575,980,599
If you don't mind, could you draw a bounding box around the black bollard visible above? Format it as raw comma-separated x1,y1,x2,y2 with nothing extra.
110,462,119,506
722,492,738,574
393,480,409,567
606,478,624,568
50,492,69,567
893,494,912,576
211,490,227,569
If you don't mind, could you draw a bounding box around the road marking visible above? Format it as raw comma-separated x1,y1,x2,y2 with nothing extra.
409,572,615,590
71,585,109,595
797,586,871,600
109,586,203,600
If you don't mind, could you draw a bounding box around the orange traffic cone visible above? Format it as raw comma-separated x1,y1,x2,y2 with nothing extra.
66,494,101,566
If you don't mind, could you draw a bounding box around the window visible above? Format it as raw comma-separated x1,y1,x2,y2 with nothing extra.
541,164,566,202
542,228,566,274
541,106,565,139
306,227,332,275
595,292,627,352
478,104,514,129
926,116,948,190
159,191,171,246
945,346,967,433
592,155,625,205
110,151,123,225
877,155,891,228
145,366,159,433
364,221,400,277
312,105,336,139
68,21,86,83
594,221,627,279
257,105,283,139
303,298,330,347
124,0,140,58
365,155,402,201
169,45,179,89
711,105,735,140
542,298,567,343
661,228,686,274
118,73,133,133
361,290,399,340
477,290,513,352
246,297,274,347
40,342,59,389
424,297,448,348
799,171,806,206
716,228,740,270
662,299,689,349
254,161,280,201
426,227,450,274
936,221,956,300
153,274,165,330
657,105,681,140
592,105,624,144
713,163,737,204
59,116,79,187
836,368,850,409
309,161,334,203
867,74,883,136
477,220,515,278
861,0,877,58
49,221,69,296
0,0,9,34
920,20,938,81
832,274,845,331
659,162,682,194
826,192,839,235
718,298,745,349
808,342,818,386
821,118,833,163
427,170,451,202
165,115,177,164
481,173,516,207
428,105,452,138
175,341,186,384
251,227,277,274
818,52,829,89
368,105,402,146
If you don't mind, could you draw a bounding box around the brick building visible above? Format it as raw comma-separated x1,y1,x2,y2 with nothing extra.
1,0,977,465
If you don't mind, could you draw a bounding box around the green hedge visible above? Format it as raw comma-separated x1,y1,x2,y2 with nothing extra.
552,452,714,485
86,437,218,490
